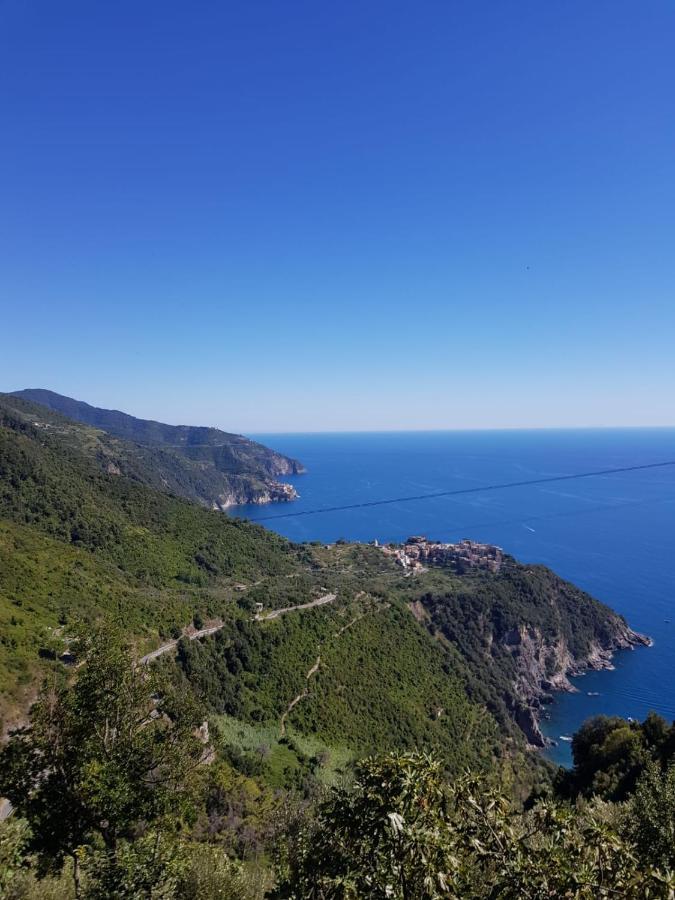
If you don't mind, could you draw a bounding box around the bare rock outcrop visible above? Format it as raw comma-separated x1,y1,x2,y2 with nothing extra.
502,623,650,747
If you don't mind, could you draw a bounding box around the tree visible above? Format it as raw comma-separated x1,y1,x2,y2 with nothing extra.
626,760,675,871
274,750,675,899
0,622,206,898
559,713,675,802
0,817,32,896
275,751,467,898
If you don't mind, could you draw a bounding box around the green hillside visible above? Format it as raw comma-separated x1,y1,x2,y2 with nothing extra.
1,398,486,766
8,389,304,508
0,397,667,897
0,394,300,727
0,474,494,777
0,392,642,774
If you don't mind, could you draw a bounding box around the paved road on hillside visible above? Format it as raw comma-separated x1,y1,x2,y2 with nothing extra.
0,592,338,821
139,593,337,664
138,622,226,665
255,592,336,621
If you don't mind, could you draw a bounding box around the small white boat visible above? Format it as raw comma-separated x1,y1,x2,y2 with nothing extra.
587,691,600,696
559,735,573,742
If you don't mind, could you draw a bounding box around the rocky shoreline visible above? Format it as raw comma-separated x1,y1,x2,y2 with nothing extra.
504,623,652,748
212,479,299,510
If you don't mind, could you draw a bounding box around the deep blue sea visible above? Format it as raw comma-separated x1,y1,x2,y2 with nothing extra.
231,430,675,765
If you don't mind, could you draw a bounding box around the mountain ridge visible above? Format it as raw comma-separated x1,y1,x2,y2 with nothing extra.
8,388,305,508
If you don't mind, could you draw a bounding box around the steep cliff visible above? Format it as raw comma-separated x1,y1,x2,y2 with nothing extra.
502,620,649,746
415,563,650,747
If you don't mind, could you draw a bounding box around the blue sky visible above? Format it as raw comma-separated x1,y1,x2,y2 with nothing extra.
1,1,674,431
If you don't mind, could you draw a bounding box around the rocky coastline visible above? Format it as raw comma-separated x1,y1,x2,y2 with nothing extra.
213,479,299,510
5,389,306,512
504,623,652,748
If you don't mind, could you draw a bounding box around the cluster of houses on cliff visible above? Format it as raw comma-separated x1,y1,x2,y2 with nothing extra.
378,535,504,574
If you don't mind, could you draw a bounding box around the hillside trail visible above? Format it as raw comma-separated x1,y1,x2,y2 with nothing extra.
139,622,225,665
254,592,336,621
280,654,322,737
2,593,339,821
278,594,390,736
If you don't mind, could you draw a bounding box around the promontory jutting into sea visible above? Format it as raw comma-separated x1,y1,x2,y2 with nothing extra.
2,394,675,893
231,428,675,764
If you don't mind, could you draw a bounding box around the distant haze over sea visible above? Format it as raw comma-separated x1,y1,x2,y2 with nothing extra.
231,429,675,765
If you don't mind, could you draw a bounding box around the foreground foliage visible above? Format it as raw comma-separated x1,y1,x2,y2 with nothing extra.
0,625,206,897
276,751,675,899
558,711,675,801
3,632,675,898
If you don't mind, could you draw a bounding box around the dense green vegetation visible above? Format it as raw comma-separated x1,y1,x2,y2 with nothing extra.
556,711,675,801
291,602,497,763
3,640,675,898
273,748,675,898
2,396,669,896
422,564,630,659
8,389,304,507
171,596,499,776
0,396,294,582
417,565,640,740
0,392,638,761
0,394,305,725
0,625,275,899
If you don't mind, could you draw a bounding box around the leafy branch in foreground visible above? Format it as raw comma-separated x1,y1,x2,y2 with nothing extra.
273,750,675,899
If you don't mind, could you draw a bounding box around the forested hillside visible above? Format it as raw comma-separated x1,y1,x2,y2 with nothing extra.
7,390,304,508
0,394,645,756
0,397,666,897
3,642,675,898
0,393,649,758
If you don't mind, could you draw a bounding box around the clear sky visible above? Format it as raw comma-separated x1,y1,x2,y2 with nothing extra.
1,1,674,432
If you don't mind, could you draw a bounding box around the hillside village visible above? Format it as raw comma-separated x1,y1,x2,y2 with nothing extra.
379,535,505,573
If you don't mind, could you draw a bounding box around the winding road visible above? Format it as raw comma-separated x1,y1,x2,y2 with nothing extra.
139,622,226,665
1,592,339,821
139,592,337,665
255,592,336,621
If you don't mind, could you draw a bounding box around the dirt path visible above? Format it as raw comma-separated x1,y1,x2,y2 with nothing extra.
279,654,322,736
278,595,385,736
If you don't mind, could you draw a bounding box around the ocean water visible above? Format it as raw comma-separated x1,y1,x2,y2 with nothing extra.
230,429,675,766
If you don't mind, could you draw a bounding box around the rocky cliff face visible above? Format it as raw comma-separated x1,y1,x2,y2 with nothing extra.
212,480,299,510
501,622,651,747
256,453,305,478
416,562,651,750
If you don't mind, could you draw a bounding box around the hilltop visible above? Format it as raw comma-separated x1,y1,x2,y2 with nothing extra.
9,389,305,508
